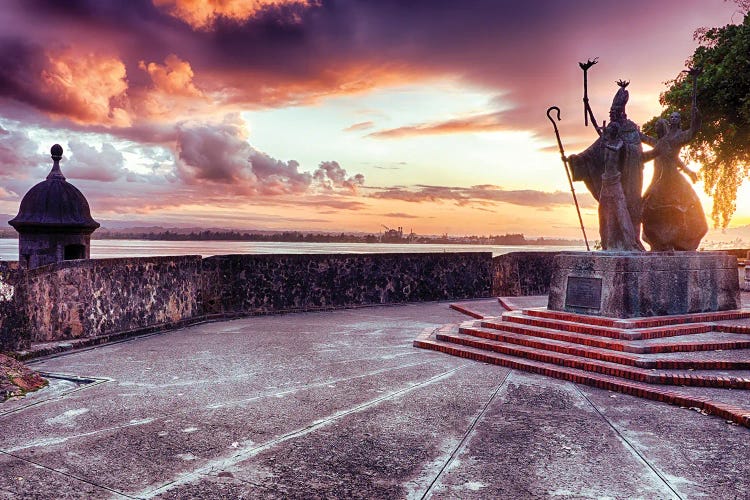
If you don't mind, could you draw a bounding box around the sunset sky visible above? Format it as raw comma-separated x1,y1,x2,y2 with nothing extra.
0,0,748,237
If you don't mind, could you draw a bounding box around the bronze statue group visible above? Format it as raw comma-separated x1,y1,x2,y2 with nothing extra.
550,61,707,252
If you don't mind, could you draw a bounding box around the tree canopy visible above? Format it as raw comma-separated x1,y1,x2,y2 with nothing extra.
645,6,750,228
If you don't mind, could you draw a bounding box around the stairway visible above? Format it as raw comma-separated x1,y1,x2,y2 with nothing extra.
416,300,750,428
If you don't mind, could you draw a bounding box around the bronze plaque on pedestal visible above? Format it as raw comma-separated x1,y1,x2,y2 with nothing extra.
565,276,602,310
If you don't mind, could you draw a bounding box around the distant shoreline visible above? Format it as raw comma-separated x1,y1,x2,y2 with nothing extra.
0,229,580,246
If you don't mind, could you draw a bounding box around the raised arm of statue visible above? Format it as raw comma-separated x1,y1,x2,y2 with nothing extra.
579,58,602,137
677,67,702,144
641,144,659,163
678,161,699,183
640,129,658,162
585,100,601,136
640,130,657,147
671,108,701,145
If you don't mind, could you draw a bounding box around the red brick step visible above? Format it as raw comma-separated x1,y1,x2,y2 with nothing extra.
479,319,750,354
523,307,750,329
437,329,750,389
416,304,750,429
459,325,750,370
414,333,750,429
501,311,714,341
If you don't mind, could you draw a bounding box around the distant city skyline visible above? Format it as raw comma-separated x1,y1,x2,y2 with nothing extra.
0,0,748,238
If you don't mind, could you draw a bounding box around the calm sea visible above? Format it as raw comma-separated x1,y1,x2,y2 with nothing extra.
0,238,584,261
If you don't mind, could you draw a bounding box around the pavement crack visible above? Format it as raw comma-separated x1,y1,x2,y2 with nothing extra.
136,366,466,499
571,384,684,500
3,417,159,453
0,449,135,499
419,369,513,499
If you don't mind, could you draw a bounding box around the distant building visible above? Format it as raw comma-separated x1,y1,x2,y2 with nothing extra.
380,225,416,243
8,144,99,269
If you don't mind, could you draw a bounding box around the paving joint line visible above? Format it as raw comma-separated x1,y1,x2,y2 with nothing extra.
0,449,135,499
571,384,684,500
420,369,513,499
205,359,435,410
136,366,466,498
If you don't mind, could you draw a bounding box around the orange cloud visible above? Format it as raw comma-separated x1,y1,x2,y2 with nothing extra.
212,63,428,109
41,50,131,126
153,0,318,29
344,121,374,132
135,54,208,119
139,54,203,97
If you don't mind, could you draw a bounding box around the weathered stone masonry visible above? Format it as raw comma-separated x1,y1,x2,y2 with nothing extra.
0,262,29,352
24,256,202,343
492,251,560,297
201,253,493,315
0,252,494,352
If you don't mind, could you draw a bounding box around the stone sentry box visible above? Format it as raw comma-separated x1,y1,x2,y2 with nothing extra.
548,251,740,318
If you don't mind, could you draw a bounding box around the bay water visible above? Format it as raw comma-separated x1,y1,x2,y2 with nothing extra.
0,238,583,261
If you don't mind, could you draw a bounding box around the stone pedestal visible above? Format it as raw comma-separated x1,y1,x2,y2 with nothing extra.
548,251,740,318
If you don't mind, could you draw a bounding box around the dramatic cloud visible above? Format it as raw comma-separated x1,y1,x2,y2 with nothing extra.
369,184,595,209
64,140,128,182
248,151,312,195
175,116,364,197
175,118,257,185
0,126,46,179
0,1,739,234
139,54,203,98
313,161,364,194
41,50,131,126
0,1,735,135
153,0,318,30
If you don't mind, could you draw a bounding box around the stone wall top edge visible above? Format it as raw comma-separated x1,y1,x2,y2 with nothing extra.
202,251,493,261
555,259,737,274
556,250,734,257
26,254,203,277
492,251,561,260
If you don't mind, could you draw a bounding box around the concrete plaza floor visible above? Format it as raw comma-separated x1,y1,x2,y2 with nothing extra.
1,301,748,499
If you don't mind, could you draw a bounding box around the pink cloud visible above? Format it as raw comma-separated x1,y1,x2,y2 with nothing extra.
367,111,506,139
368,184,596,210
344,121,374,132
313,161,364,194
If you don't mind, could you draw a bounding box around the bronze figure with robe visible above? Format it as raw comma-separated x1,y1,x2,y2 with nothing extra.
640,109,707,251
568,82,647,251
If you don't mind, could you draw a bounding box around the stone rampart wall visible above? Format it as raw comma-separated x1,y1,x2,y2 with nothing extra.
23,256,202,343
201,252,493,315
5,249,743,352
2,252,492,350
0,262,28,351
492,251,561,297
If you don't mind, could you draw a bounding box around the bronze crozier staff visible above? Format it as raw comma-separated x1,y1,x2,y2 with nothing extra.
546,106,590,251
